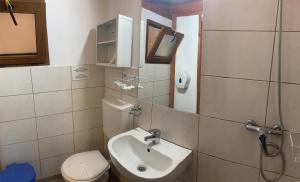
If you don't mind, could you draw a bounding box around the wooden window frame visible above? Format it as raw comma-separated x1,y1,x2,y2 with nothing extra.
146,19,183,64
0,0,49,66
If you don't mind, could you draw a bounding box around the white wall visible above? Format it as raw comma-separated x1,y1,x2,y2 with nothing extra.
174,15,199,113
46,0,106,66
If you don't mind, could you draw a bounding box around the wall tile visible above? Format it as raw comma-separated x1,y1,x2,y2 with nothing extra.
266,83,300,131
37,113,73,139
153,80,170,97
154,64,170,81
138,82,154,99
0,94,35,122
74,128,103,152
0,67,32,96
200,76,268,125
73,108,102,132
105,67,122,91
197,153,259,182
0,141,39,167
153,95,169,107
281,0,300,31
41,154,72,178
135,100,152,130
105,87,122,99
72,87,104,111
35,90,72,117
72,65,105,89
202,31,274,80
0,118,37,145
203,0,278,30
198,116,260,167
259,171,300,182
139,64,154,82
39,134,74,159
31,66,71,93
262,132,300,179
151,104,199,150
271,32,300,84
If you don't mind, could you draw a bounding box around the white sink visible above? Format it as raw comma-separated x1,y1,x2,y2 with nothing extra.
108,128,192,182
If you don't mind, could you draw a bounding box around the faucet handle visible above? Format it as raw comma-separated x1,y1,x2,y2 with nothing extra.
148,129,161,136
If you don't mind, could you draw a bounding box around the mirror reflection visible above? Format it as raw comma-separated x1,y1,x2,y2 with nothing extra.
138,0,203,114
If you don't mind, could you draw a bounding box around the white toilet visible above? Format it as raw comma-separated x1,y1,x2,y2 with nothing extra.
61,96,133,182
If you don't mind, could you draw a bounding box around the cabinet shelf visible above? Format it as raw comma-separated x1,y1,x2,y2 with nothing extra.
96,15,133,67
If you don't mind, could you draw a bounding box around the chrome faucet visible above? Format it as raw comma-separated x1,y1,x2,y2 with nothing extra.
144,129,161,145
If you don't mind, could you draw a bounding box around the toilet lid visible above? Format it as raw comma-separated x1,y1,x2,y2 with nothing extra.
61,150,110,181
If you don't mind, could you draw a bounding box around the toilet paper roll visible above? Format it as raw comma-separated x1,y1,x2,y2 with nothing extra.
175,71,191,89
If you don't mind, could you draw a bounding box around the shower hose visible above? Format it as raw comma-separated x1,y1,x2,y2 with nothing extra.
260,0,286,181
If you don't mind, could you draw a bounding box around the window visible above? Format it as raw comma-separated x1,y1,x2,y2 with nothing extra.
0,0,49,66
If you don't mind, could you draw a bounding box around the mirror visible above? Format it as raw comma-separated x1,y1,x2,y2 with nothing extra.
146,20,184,64
138,0,203,114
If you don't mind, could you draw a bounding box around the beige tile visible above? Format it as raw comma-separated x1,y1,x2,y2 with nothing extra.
153,80,170,97
153,95,169,107
262,132,300,179
135,100,152,130
105,67,122,91
41,154,72,178
39,134,74,159
138,82,153,99
281,0,300,31
37,113,73,139
74,128,103,152
154,64,170,81
151,104,199,150
197,153,259,182
266,83,300,131
35,90,72,117
121,93,137,105
72,65,105,89
0,141,39,167
198,116,260,167
200,76,268,125
271,32,300,84
31,66,71,93
105,87,122,99
73,108,102,132
139,64,154,82
259,171,300,182
0,67,32,96
0,94,35,122
72,87,104,111
202,31,274,80
0,118,37,145
203,0,278,30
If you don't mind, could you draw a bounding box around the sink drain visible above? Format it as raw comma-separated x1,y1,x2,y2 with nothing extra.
137,165,147,172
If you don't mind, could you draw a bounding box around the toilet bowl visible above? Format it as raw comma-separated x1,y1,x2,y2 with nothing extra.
61,151,110,182
61,97,133,182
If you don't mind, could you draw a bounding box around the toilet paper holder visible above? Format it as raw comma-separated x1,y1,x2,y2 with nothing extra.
175,71,191,89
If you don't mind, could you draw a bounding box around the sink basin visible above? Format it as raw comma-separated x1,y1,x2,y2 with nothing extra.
108,128,192,182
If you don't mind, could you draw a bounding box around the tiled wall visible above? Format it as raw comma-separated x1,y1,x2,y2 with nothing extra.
0,65,105,179
198,0,300,181
139,64,170,107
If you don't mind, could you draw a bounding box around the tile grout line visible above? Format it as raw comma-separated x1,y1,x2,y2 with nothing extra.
29,67,43,178
70,66,76,154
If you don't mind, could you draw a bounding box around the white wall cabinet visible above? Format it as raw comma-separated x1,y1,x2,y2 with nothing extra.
96,14,133,67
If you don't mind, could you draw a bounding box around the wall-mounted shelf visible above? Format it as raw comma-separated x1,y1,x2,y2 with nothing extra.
96,15,133,67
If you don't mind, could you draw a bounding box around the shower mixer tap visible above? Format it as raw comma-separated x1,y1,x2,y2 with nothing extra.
246,120,282,154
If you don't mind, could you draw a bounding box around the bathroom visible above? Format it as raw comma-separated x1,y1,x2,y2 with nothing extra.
0,0,300,181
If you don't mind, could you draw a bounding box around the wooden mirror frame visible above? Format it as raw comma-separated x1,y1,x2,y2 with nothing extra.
0,0,49,66
146,19,183,64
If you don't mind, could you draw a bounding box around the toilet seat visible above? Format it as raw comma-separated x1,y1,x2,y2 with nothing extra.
61,151,110,182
